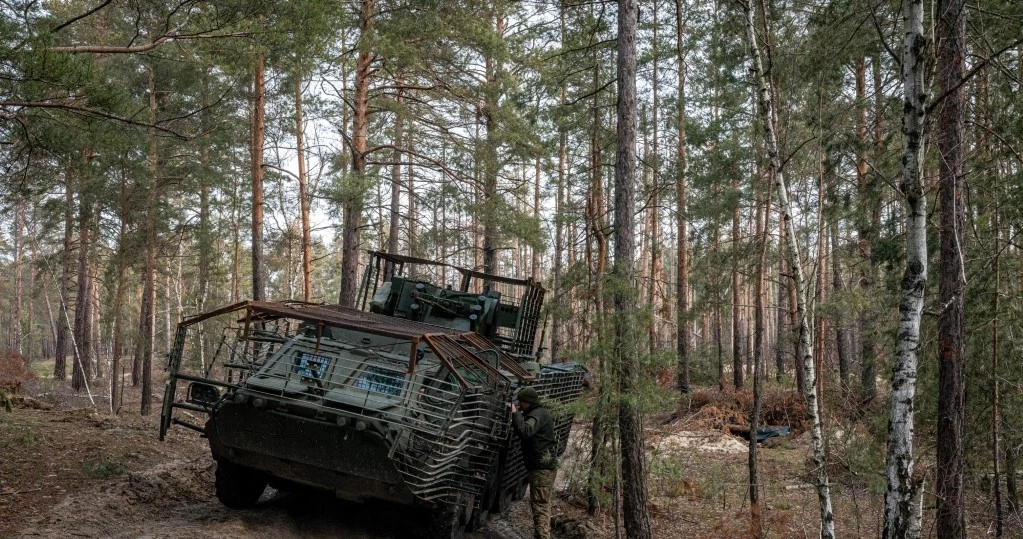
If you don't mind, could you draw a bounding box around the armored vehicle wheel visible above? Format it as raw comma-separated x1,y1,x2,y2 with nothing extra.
215,459,268,508
423,501,466,539
512,477,529,501
465,505,487,532
491,485,513,514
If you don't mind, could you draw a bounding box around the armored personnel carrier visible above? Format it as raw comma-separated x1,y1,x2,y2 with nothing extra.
159,252,585,538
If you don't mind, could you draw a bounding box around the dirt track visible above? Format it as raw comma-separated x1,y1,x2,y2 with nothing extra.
13,456,534,539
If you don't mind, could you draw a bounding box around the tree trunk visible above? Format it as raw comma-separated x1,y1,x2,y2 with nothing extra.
935,0,967,534
615,2,652,537
732,174,743,389
831,221,849,390
1005,417,1019,515
339,0,374,306
861,54,886,402
384,72,401,284
742,1,834,535
251,51,266,302
552,7,567,361
111,212,127,414
12,199,24,355
991,203,1003,537
71,196,93,392
881,0,927,535
296,76,312,302
230,174,241,303
197,135,212,369
406,128,416,262
749,170,771,538
648,4,661,354
586,48,610,516
674,0,690,390
481,11,505,277
714,220,724,391
386,73,404,281
531,157,541,281
27,207,37,360
138,64,159,415
55,173,74,381
89,257,101,379
775,235,787,382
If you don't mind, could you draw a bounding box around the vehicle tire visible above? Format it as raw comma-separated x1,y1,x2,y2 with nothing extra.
423,501,466,539
491,485,514,514
214,459,268,508
465,503,488,532
512,477,529,501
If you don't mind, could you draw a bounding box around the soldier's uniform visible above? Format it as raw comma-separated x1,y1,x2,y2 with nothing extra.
512,387,557,539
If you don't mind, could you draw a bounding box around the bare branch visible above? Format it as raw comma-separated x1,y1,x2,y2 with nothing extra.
48,29,249,54
0,101,188,139
51,0,113,34
926,37,1023,115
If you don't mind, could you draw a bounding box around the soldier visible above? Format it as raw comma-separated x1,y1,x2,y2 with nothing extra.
511,386,557,539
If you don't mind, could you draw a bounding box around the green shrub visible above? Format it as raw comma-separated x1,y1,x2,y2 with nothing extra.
88,461,127,478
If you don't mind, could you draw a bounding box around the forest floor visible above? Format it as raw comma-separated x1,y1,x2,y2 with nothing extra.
0,360,1012,539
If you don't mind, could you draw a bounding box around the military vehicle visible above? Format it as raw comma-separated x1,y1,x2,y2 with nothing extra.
159,252,586,538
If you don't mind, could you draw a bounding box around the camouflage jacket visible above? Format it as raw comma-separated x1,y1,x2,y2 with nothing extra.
512,404,557,470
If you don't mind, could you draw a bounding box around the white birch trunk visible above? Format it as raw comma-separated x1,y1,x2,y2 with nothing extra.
741,3,835,537
883,0,927,536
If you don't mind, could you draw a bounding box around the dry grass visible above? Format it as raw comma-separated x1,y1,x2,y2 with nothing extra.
0,367,1014,538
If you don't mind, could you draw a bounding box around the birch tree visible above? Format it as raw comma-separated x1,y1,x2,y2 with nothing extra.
741,0,835,536
882,0,927,535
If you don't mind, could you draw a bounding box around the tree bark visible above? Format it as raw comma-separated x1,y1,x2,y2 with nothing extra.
296,76,312,302
386,76,403,282
532,157,541,281
386,73,404,282
935,0,967,535
552,5,567,360
111,211,127,414
89,257,101,379
585,48,610,516
857,55,879,402
881,0,927,535
742,1,835,536
1005,415,1019,515
27,207,37,360
732,174,743,389
55,173,74,381
831,221,849,390
71,194,93,392
481,10,505,277
775,232,788,382
251,50,266,302
230,173,241,303
991,202,1003,538
674,0,690,391
406,128,416,262
138,64,159,415
648,2,661,354
749,168,771,538
339,0,374,306
615,2,652,537
12,199,24,355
